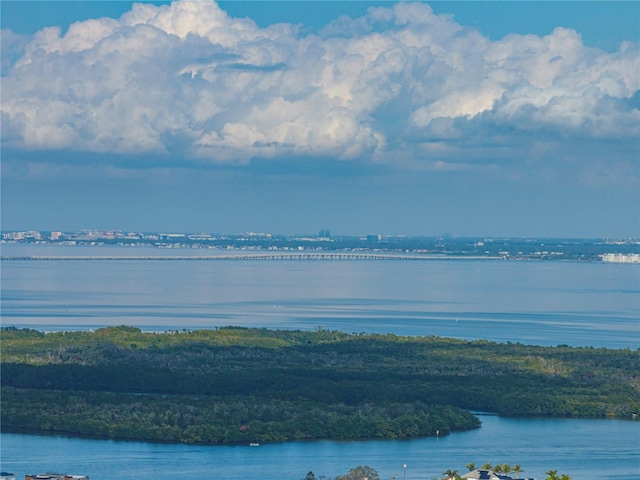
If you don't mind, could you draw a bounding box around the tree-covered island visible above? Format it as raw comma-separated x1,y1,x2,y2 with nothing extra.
1,326,638,444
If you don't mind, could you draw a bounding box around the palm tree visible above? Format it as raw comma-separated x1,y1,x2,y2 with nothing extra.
502,464,512,477
513,465,524,479
481,463,493,471
442,469,459,480
545,470,559,480
493,465,503,474
466,463,476,472
559,475,572,480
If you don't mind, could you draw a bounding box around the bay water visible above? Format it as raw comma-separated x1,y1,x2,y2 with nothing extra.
1,243,638,348
1,243,639,479
2,415,639,480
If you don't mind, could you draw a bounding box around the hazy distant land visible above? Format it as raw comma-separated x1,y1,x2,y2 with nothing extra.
2,230,640,262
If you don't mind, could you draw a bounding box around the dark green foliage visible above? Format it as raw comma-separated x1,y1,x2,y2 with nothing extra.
2,326,639,445
0,388,478,443
335,465,380,480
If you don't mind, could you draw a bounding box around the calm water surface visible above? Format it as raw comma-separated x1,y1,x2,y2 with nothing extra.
2,416,639,479
1,244,639,479
1,244,638,348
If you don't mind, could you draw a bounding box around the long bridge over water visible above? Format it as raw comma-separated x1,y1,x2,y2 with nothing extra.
1,253,503,262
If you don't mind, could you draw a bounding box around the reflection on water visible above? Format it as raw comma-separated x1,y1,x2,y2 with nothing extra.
2,244,638,348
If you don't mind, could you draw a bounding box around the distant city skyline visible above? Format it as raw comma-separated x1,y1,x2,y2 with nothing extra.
2,226,640,242
1,1,639,238
4,227,639,264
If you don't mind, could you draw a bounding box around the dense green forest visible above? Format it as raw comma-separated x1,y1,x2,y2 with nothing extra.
2,326,639,444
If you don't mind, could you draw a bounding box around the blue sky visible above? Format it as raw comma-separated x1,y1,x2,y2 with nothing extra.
1,1,639,237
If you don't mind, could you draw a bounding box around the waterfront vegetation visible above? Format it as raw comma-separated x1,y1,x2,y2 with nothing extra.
314,463,572,480
1,326,639,445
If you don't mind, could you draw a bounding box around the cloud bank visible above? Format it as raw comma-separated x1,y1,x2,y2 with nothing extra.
2,1,639,173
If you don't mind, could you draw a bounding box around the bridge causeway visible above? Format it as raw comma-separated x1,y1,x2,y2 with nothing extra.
1,253,501,261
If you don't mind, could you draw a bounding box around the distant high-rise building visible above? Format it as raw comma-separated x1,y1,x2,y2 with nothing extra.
50,231,63,241
318,229,331,239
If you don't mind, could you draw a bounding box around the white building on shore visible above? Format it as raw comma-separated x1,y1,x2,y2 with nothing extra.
601,253,640,263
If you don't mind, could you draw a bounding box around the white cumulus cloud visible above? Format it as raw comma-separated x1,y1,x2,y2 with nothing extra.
1,0,638,171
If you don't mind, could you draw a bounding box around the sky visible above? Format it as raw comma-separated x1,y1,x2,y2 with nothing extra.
1,1,639,237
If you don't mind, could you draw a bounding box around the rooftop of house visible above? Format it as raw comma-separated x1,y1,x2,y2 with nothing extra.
461,469,535,480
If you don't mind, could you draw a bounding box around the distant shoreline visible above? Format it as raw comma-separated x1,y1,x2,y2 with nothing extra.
3,235,639,262
4,253,639,263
